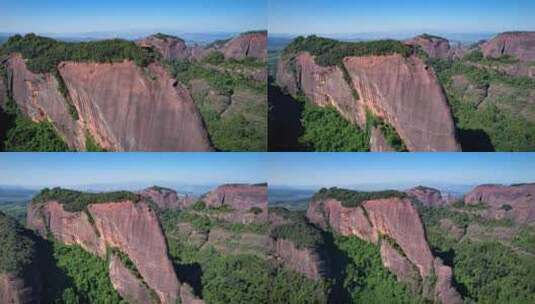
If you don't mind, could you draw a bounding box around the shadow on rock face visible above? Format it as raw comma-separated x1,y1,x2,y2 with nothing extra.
458,128,495,152
268,78,306,152
174,262,203,298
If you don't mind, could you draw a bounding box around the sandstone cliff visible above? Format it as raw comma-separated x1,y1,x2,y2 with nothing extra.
6,54,212,151
137,31,267,62
306,195,462,303
481,32,535,61
405,34,453,59
406,186,448,207
464,183,535,224
202,183,268,224
277,50,460,151
273,238,325,281
139,186,195,210
27,199,182,304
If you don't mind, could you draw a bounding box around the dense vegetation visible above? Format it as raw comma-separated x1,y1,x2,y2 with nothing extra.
429,57,535,151
0,94,69,151
44,242,125,303
283,35,413,67
0,212,35,275
271,222,324,249
335,234,422,303
168,60,266,151
32,187,140,212
84,131,106,152
313,187,406,207
418,203,535,303
299,99,370,151
0,201,28,223
2,34,158,74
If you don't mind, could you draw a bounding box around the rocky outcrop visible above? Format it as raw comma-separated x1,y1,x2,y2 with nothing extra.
140,186,195,210
6,54,212,151
202,183,268,224
481,32,535,61
27,200,181,304
137,31,267,62
407,186,447,207
277,51,460,151
464,183,535,224
274,239,325,281
109,254,156,304
406,34,452,59
136,34,206,60
433,258,464,304
307,196,462,302
219,31,267,60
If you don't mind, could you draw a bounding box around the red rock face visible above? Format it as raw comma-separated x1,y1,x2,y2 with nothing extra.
0,272,42,304
433,258,463,304
109,254,155,304
481,32,535,61
27,200,181,304
277,52,460,151
6,54,212,151
139,186,195,210
343,55,460,151
203,183,268,223
274,239,325,281
464,183,535,224
137,35,191,61
307,196,462,301
406,186,447,207
405,35,452,59
220,32,267,60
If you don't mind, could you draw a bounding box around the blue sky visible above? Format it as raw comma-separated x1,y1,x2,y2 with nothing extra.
269,0,535,35
0,0,266,34
0,153,533,190
0,153,268,188
266,153,535,188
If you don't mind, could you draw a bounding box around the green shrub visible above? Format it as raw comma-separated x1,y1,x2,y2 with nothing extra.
203,51,225,65
299,99,369,151
85,131,106,152
4,116,69,152
0,212,35,275
2,33,158,74
313,187,406,207
366,110,406,151
271,222,324,249
270,268,329,304
32,187,140,212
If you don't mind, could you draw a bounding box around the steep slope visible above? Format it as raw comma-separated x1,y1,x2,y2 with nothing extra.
406,186,448,207
481,32,535,61
276,36,460,151
0,212,42,304
405,34,453,59
464,183,535,224
26,189,201,304
139,186,195,210
306,189,462,303
6,53,212,151
219,31,267,60
202,183,268,224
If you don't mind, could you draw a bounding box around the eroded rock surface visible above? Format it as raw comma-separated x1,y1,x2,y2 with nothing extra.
307,196,462,302
202,183,268,223
140,186,195,210
481,32,535,61
274,239,325,281
6,54,212,151
109,254,155,304
406,35,453,59
220,32,267,60
407,186,447,207
277,52,460,151
464,183,535,224
27,200,181,304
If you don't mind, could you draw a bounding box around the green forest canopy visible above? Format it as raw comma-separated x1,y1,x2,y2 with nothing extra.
313,187,407,207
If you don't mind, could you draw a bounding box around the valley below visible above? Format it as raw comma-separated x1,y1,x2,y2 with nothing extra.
2,182,534,303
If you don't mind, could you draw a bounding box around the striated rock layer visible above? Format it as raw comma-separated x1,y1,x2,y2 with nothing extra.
27,200,180,304
481,32,535,61
6,54,212,151
277,52,460,151
307,197,462,303
220,32,267,60
464,183,535,224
